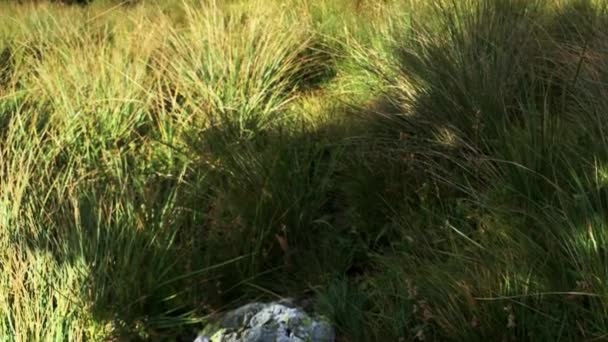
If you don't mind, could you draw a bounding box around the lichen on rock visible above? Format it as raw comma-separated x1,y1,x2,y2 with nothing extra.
194,300,335,342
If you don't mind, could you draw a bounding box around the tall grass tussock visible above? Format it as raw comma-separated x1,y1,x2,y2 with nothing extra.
2,0,608,341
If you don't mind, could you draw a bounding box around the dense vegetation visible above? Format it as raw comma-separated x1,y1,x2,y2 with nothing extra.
2,0,608,340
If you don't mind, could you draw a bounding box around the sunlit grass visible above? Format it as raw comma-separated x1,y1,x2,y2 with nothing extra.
3,0,608,341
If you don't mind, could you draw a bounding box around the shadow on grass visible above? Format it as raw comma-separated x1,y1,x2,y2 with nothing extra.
310,1,608,341
8,0,608,341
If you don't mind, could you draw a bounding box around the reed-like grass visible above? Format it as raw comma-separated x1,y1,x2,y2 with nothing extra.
3,0,608,341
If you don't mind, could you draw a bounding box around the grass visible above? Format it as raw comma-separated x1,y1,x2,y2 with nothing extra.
2,0,608,341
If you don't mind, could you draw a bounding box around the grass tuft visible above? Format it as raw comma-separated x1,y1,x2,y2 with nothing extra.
3,0,608,340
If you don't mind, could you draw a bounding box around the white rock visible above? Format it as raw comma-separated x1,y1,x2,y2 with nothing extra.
194,300,335,342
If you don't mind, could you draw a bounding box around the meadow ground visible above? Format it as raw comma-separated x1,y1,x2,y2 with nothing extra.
2,0,608,340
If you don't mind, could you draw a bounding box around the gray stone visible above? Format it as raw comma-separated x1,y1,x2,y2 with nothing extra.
194,300,335,342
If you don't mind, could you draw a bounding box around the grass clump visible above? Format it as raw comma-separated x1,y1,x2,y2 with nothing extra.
342,0,608,340
3,0,608,341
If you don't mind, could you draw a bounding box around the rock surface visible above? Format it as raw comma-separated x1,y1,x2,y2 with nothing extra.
194,300,335,342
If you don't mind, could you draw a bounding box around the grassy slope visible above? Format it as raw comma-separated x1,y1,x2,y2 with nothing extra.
2,0,608,341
